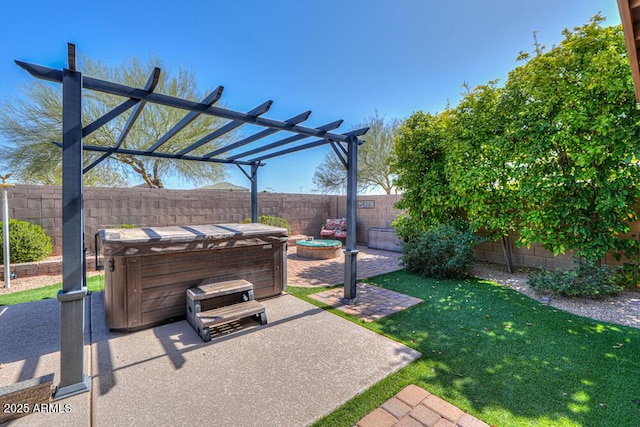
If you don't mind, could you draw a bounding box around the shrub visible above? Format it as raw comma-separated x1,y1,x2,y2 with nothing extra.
391,215,423,243
0,219,53,263
401,224,479,279
527,261,625,298
241,215,291,234
617,263,640,289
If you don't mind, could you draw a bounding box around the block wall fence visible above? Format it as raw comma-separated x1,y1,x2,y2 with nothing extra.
4,184,634,271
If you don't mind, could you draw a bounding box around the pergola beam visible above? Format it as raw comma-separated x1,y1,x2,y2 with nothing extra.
15,61,362,145
203,110,311,159
145,86,224,153
52,142,259,166
249,127,368,163
83,68,161,173
227,119,344,161
175,100,273,156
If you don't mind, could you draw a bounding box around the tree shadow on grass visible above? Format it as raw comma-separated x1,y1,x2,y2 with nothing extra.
366,271,640,426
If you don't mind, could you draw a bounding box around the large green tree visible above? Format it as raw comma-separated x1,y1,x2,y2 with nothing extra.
503,16,640,262
390,109,461,236
312,112,399,194
392,16,640,264
447,82,520,271
0,56,231,188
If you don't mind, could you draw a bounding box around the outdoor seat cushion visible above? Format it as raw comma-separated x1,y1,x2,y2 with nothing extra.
334,230,347,239
321,218,347,239
324,218,347,231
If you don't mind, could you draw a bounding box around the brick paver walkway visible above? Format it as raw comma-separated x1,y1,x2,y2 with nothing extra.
287,244,403,287
289,244,415,321
357,385,489,427
309,283,422,322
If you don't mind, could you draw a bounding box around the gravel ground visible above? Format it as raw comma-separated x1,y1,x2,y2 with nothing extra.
0,270,103,295
2,260,638,329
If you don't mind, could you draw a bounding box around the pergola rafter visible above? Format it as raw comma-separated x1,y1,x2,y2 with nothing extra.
16,43,367,400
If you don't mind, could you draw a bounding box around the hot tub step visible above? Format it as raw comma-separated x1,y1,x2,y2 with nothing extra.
195,300,267,341
188,278,255,301
186,279,267,342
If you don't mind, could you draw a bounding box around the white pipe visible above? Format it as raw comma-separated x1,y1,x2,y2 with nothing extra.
2,189,9,288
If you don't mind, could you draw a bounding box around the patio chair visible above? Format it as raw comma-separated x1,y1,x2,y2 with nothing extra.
320,218,347,242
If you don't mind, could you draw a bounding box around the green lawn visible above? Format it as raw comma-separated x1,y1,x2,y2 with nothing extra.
288,270,640,427
0,275,105,306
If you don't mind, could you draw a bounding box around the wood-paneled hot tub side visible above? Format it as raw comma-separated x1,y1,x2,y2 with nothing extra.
99,223,288,331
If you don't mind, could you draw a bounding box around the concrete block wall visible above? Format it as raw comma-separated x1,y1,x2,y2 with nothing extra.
5,184,636,271
474,237,577,271
2,185,335,255
335,194,404,244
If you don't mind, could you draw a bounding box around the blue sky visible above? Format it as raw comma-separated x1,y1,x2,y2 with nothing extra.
0,1,623,193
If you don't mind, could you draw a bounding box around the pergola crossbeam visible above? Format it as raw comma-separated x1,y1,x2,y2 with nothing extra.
249,127,368,163
227,119,343,161
16,60,361,145
203,110,311,159
175,100,273,156
83,68,161,173
53,142,258,166
145,86,224,153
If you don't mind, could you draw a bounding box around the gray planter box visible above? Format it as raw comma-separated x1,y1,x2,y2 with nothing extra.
368,227,402,253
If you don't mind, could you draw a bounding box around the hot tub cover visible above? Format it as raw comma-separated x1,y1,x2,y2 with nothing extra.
99,223,288,257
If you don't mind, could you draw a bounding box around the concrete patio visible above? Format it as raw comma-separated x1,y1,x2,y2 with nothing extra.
0,246,420,427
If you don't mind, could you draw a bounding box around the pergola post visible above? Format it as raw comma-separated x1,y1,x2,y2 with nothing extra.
251,163,259,223
342,138,359,303
55,50,90,400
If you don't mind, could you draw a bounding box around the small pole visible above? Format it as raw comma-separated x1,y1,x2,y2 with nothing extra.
1,181,15,289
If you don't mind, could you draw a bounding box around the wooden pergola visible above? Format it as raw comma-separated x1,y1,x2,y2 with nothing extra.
16,44,368,399
618,0,640,101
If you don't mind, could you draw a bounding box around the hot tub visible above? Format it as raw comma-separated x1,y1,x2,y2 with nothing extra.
99,223,288,331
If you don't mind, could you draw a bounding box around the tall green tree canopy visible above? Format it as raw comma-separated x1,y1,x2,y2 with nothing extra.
0,56,232,187
312,112,399,194
391,109,460,233
392,16,640,263
447,81,518,240
503,16,640,261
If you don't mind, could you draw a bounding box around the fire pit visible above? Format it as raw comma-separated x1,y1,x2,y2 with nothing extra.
296,239,342,259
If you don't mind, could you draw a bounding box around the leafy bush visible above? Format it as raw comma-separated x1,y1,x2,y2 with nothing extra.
401,224,479,279
527,262,625,298
241,215,291,234
393,215,470,243
392,215,423,243
617,263,640,289
0,219,53,263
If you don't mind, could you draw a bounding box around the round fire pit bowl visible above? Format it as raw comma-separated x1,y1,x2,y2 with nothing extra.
296,239,342,260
